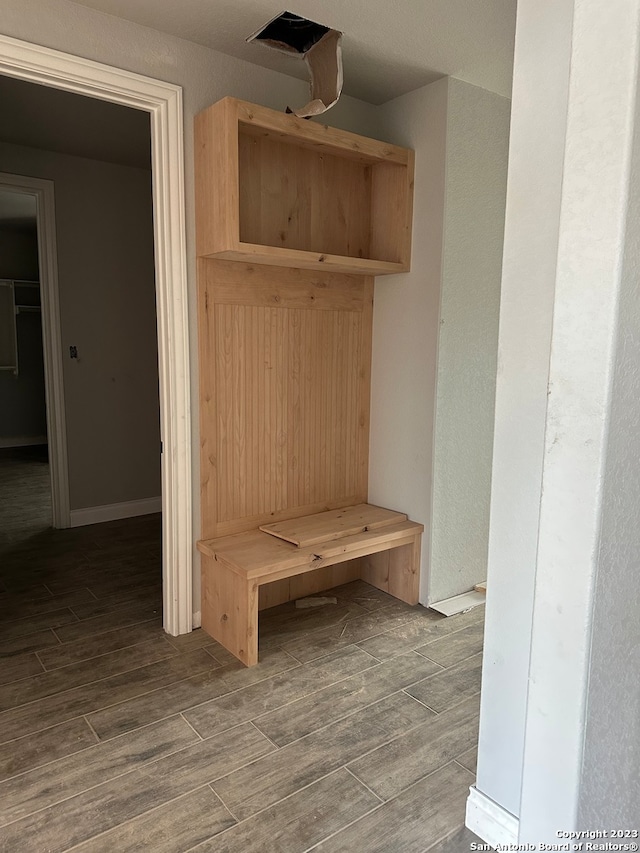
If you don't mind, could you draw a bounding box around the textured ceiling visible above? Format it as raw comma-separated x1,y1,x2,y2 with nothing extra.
67,0,517,102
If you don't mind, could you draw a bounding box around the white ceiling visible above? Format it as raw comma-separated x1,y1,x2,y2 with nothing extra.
67,0,517,103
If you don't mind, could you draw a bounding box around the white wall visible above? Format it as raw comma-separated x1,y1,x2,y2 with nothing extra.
475,0,574,818
474,0,640,838
578,71,640,819
429,79,510,604
370,78,510,606
368,78,449,605
0,0,381,606
0,141,160,510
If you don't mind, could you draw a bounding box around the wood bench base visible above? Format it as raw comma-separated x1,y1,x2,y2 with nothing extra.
197,505,423,666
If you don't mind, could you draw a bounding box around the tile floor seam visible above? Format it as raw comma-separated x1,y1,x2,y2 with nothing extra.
127,648,382,739
401,687,441,713
179,712,205,741
17,634,176,673
453,757,475,774
207,781,240,822
0,712,100,757
274,604,423,653
300,796,385,852
422,825,466,852
210,765,378,852
416,647,485,669
246,719,280,751
0,713,199,800
49,627,63,645
202,687,438,799
38,631,169,671
82,714,101,744
0,761,152,829
249,683,429,750
304,759,476,853
0,648,188,714
0,605,79,630
0,657,223,732
57,783,218,853
343,765,385,804
238,655,385,722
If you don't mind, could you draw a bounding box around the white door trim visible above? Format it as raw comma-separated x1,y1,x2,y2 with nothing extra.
0,173,70,529
0,33,193,636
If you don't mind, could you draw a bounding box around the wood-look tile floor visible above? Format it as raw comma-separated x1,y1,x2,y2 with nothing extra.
0,448,485,852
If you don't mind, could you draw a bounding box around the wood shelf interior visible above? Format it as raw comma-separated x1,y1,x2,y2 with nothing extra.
195,98,414,273
238,125,408,264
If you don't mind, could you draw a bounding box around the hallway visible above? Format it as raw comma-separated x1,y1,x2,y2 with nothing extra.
0,450,483,851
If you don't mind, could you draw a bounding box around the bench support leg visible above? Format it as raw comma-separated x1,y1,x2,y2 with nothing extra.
361,534,421,605
201,555,259,666
388,535,421,605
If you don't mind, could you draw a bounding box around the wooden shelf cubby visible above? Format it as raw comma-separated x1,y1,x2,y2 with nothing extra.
195,97,415,276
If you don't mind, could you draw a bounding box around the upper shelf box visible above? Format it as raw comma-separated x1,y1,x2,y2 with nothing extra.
194,97,415,276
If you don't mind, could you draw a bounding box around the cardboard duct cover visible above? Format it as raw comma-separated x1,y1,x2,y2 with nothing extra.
247,11,343,118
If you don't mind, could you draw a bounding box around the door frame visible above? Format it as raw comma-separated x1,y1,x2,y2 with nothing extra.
0,33,193,636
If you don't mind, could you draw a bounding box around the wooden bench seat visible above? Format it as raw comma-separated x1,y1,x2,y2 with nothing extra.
197,504,423,666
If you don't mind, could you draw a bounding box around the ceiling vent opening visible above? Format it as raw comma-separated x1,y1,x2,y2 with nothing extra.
247,11,343,119
247,11,329,56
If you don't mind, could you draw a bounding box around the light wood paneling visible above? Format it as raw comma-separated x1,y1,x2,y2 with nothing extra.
258,560,361,611
194,97,414,275
361,551,390,593
199,259,373,540
194,97,238,259
239,133,372,259
362,538,421,606
388,538,422,605
201,554,259,667
370,156,415,266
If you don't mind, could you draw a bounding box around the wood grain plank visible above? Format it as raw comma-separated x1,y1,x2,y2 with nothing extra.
0,649,220,745
260,504,407,547
211,692,432,821
415,622,485,668
348,694,480,800
357,607,484,662
0,718,97,782
183,646,375,741
253,652,440,746
311,761,473,853
198,260,371,541
193,769,379,853
69,786,234,853
406,653,484,713
87,647,297,740
0,723,271,853
0,637,178,712
0,716,200,826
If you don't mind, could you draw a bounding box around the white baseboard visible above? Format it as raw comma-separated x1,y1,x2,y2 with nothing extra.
431,590,486,616
192,611,201,629
70,496,162,527
0,435,47,448
466,786,519,847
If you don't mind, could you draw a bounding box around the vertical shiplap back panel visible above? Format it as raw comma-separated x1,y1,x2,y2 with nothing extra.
199,259,373,539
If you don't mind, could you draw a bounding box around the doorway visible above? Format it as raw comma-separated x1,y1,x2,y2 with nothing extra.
0,33,192,635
